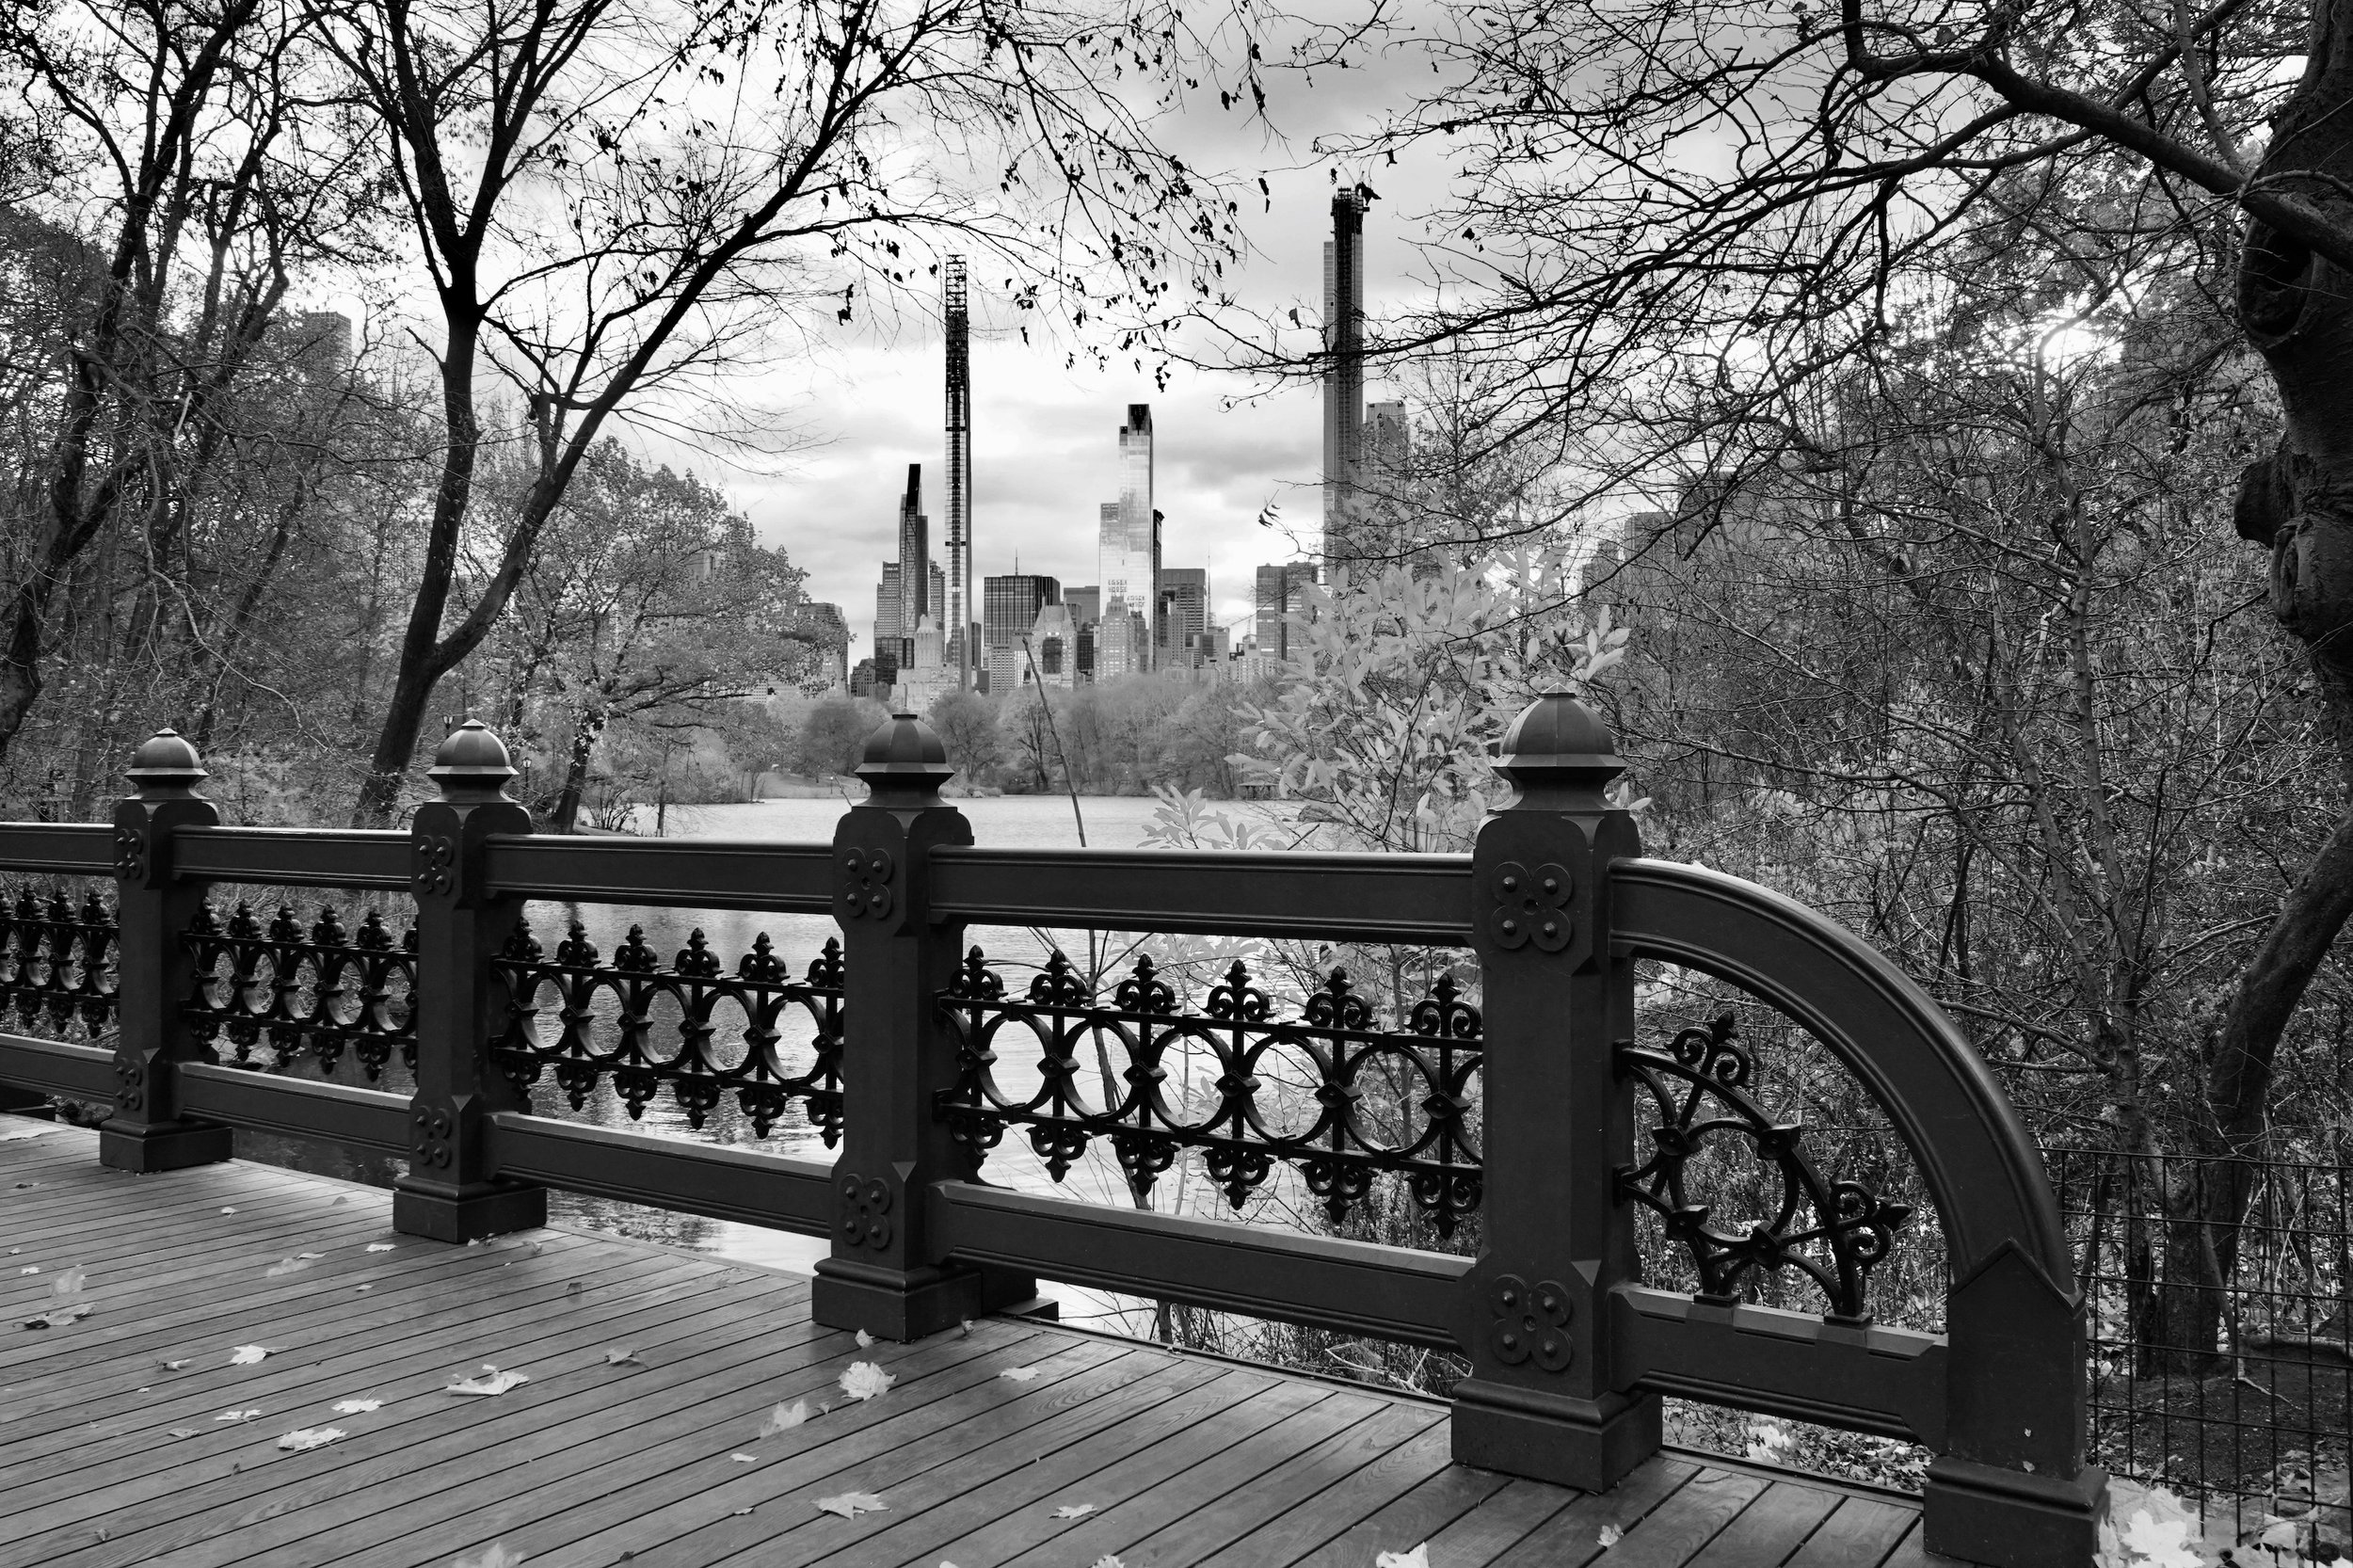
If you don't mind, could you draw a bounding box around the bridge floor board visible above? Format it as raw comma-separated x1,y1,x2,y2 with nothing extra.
1,1115,1948,1567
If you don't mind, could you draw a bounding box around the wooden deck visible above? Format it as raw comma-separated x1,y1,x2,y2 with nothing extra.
3,1116,1944,1568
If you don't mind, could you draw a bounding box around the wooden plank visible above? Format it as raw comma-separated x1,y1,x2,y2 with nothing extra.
1437,1459,1699,1568
1512,1465,1765,1568
318,1328,1112,1568
1780,1496,1927,1568
508,1336,1158,1568
24,1275,858,1568
1196,1420,1474,1566
858,1373,1334,1568
1020,1399,1439,1567
679,1355,1237,1568
991,1387,1393,1567
1285,1448,1522,1568
1874,1519,1971,1568
1680,1477,1846,1566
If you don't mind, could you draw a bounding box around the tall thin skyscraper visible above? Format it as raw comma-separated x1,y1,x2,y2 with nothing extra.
943,257,973,687
896,465,928,634
1097,405,1156,677
1323,187,1370,571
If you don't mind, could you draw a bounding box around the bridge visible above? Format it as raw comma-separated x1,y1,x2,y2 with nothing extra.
0,694,2104,1565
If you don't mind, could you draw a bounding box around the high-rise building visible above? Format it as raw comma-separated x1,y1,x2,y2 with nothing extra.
1064,584,1100,629
873,563,902,651
799,601,850,690
1097,406,1156,677
1254,561,1317,663
1323,188,1370,571
1157,568,1208,665
896,464,930,635
943,257,973,689
984,574,1060,651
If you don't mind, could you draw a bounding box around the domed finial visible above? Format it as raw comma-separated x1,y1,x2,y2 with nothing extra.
124,728,208,800
1493,692,1625,808
427,719,518,802
855,712,958,802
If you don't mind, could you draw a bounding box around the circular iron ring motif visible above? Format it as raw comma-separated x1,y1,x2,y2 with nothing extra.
838,1171,893,1248
839,849,894,920
1488,1272,1574,1372
1489,862,1573,952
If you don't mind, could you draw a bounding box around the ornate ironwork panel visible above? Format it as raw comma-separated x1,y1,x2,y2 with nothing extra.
936,949,1485,1235
489,920,846,1142
1616,1011,1914,1323
183,902,418,1080
0,885,118,1038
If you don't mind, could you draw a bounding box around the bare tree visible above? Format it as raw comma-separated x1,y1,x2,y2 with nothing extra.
333,0,1252,824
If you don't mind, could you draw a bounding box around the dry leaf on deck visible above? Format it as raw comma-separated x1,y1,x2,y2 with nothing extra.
276,1427,346,1451
728,1453,758,1464
1052,1504,1096,1519
839,1362,894,1402
264,1257,313,1278
1091,1558,1127,1568
23,1301,91,1328
814,1492,889,1520
329,1194,348,1206
332,1399,383,1414
446,1364,529,1396
219,1208,235,1215
161,1358,190,1370
602,1347,643,1367
1375,1547,1432,1568
366,1243,395,1252
0,1127,48,1140
454,1544,524,1568
297,1252,326,1260
855,1329,873,1347
215,1409,263,1423
229,1345,270,1366
1000,1367,1040,1383
759,1400,809,1436
1596,1524,1622,1546
166,1427,199,1438
52,1266,86,1295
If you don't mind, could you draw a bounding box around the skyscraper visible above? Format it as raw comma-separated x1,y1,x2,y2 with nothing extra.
1157,568,1208,665
1254,561,1316,662
1097,405,1156,677
984,573,1060,693
1323,188,1370,571
896,464,929,635
873,563,902,652
943,257,973,687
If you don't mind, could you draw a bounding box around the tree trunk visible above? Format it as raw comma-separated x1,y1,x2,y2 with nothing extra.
548,711,600,835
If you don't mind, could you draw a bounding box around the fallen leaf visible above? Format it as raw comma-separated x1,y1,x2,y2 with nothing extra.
958,1320,973,1338
53,1266,86,1295
297,1252,326,1260
840,1362,894,1402
565,1281,584,1296
759,1400,809,1436
814,1492,889,1520
332,1399,383,1414
215,1409,263,1423
229,1345,269,1366
1375,1547,1431,1568
1052,1504,1096,1519
13,1179,40,1189
23,1302,91,1328
276,1427,346,1451
355,1285,372,1292
166,1427,199,1438
365,1242,395,1252
17,1265,33,1273
264,1256,313,1278
1092,1558,1126,1568
219,1207,235,1215
603,1347,643,1367
161,1358,190,1370
856,1328,873,1348
1597,1523,1623,1546
0,1127,50,1140
446,1364,529,1396
1000,1367,1040,1383
329,1194,348,1206
730,1506,753,1515
729,1453,758,1464
454,1544,523,1568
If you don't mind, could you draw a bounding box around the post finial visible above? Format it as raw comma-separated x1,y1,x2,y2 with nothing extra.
856,712,958,803
124,728,208,800
427,719,518,803
1492,692,1625,809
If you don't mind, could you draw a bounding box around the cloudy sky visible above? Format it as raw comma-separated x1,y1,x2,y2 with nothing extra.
686,27,1462,661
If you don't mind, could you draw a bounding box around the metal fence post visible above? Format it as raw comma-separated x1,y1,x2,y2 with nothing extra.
393,721,546,1241
812,712,1036,1339
100,729,233,1171
1451,692,1659,1489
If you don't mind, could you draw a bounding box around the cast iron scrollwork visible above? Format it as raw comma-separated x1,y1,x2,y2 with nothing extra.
183,902,417,1079
0,886,117,1039
490,920,846,1142
1616,1011,1913,1323
936,949,1485,1235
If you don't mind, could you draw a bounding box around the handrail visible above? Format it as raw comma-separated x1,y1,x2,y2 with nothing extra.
1613,857,2070,1285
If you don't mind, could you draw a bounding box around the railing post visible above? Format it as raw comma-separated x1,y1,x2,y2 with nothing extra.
812,712,1035,1339
1451,693,1659,1489
393,721,546,1241
100,729,232,1171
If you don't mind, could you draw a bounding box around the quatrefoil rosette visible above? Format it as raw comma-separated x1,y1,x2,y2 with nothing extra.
1487,1272,1574,1372
1487,861,1574,953
837,849,895,920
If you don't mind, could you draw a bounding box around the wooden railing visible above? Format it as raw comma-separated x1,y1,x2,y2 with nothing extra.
0,696,2104,1567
